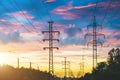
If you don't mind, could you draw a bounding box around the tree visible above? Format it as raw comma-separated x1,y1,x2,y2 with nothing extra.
80,48,120,80
92,48,120,80
92,62,107,80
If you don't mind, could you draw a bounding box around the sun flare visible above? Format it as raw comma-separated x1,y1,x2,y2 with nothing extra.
0,55,5,64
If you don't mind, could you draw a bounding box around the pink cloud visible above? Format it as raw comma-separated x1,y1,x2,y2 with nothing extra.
82,27,120,48
95,1,120,12
52,1,120,20
0,19,22,30
0,19,7,22
97,29,120,47
32,21,43,30
0,19,42,34
54,1,72,11
54,23,78,33
9,22,22,28
99,1,120,8
104,38,120,47
7,11,43,32
45,0,55,2
52,1,79,20
53,9,79,20
52,1,97,20
73,3,96,9
10,11,44,30
63,12,79,20
10,11,34,19
54,23,68,33
100,29,120,38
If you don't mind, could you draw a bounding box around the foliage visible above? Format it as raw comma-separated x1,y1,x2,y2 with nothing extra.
78,48,120,80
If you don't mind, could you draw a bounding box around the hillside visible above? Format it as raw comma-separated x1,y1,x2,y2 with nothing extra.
0,65,53,80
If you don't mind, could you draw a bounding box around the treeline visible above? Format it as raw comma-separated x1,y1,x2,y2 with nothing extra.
79,48,120,80
0,65,54,80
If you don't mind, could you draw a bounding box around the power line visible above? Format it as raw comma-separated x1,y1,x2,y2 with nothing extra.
0,2,15,31
29,0,47,27
62,57,69,79
9,0,37,31
0,1,33,33
41,0,53,21
101,0,113,25
93,0,99,16
77,54,86,78
40,0,56,30
90,0,99,23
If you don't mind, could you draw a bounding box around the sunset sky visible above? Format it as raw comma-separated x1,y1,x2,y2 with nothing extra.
0,0,119,77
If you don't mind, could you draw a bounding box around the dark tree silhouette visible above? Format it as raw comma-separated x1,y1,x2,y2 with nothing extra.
78,48,120,80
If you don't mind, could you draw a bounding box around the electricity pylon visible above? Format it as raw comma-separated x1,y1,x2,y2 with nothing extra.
17,57,19,68
42,21,60,76
81,54,84,75
62,57,69,79
68,61,71,78
85,16,105,69
77,55,85,77
29,62,39,69
30,62,32,69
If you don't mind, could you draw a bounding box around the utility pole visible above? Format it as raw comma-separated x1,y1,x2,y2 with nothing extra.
81,54,84,75
80,55,84,76
62,57,69,79
37,64,39,70
85,16,105,69
77,55,84,77
68,61,74,78
17,57,19,68
64,57,67,78
42,21,60,76
68,61,71,78
28,62,39,70
30,62,32,69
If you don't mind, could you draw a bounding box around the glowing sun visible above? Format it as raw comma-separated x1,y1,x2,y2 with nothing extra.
0,55,5,64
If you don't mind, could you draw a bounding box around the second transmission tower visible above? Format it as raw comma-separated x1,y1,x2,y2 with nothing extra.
42,21,60,75
62,57,69,79
85,16,105,69
77,55,85,77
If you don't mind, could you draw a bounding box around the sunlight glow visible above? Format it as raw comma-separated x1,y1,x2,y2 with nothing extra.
0,55,5,64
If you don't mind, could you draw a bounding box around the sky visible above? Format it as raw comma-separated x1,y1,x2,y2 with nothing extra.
0,0,119,77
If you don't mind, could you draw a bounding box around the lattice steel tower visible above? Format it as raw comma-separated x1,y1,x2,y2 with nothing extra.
81,55,84,76
62,57,69,79
42,21,60,75
77,55,84,77
85,16,105,69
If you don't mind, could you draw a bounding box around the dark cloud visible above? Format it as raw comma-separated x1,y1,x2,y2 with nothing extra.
116,44,120,48
114,34,120,40
0,31,23,44
65,26,81,37
60,37,86,45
